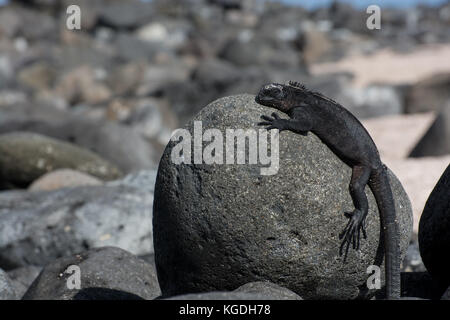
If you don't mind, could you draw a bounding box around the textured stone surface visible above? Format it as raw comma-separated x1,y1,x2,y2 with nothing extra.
0,173,155,269
419,164,450,286
22,247,160,300
6,265,42,299
234,281,302,300
153,94,413,300
166,291,275,300
0,132,122,188
166,281,301,300
0,268,17,300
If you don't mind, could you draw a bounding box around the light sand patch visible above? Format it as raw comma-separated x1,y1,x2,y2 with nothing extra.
386,157,450,233
362,112,436,159
362,113,449,233
311,44,450,87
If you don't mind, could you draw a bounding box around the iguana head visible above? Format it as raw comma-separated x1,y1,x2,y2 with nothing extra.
255,81,307,113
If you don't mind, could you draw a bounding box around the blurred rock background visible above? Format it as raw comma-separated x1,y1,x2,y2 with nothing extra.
0,0,449,298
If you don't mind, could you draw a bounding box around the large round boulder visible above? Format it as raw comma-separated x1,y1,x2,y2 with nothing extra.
153,94,413,299
419,164,450,286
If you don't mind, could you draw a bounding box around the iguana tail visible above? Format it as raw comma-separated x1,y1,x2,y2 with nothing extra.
368,165,400,300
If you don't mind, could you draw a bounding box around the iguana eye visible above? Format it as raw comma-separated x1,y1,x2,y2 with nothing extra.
268,87,281,96
261,84,283,98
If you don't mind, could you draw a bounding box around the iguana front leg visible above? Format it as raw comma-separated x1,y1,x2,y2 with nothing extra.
258,112,312,135
339,165,371,261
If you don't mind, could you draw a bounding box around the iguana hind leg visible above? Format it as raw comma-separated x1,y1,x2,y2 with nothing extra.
339,165,371,260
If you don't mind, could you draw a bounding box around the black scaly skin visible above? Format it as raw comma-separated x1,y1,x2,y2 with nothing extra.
255,81,400,300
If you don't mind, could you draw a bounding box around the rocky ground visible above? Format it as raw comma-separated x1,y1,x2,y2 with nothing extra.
0,0,450,300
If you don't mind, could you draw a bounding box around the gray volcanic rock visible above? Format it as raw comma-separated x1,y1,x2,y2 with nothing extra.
0,6,57,41
114,33,161,62
234,281,302,300
167,281,301,300
153,94,413,300
166,291,275,300
22,247,160,300
0,132,122,188
98,1,154,29
409,105,450,158
0,268,17,300
405,73,450,114
0,174,155,269
6,265,42,299
219,36,302,69
400,271,445,299
419,164,450,286
106,169,157,194
0,103,158,173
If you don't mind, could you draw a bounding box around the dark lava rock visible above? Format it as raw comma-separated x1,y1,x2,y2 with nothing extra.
0,5,57,41
219,36,302,69
55,41,116,71
166,63,271,124
114,33,161,62
6,265,42,299
192,58,242,90
98,1,154,30
0,268,17,300
208,0,242,10
153,94,413,300
0,132,122,188
22,247,160,300
405,73,450,114
400,272,446,300
419,164,450,286
0,171,156,269
409,105,450,158
327,2,369,34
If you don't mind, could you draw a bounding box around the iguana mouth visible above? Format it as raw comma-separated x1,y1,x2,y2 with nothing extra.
255,95,274,104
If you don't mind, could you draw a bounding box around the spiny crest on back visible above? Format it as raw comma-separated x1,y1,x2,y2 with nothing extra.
288,81,306,90
288,80,339,105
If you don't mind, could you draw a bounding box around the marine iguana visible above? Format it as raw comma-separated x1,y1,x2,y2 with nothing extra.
255,81,400,300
